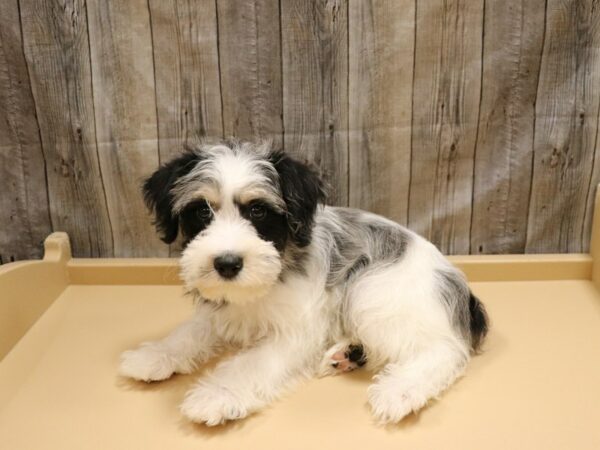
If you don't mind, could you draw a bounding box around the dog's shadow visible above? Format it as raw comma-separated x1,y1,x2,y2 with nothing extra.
116,372,196,394
115,355,255,437
118,374,252,437
115,343,497,436
176,412,257,438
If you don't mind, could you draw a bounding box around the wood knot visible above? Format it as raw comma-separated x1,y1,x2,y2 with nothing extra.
60,159,70,177
549,148,564,168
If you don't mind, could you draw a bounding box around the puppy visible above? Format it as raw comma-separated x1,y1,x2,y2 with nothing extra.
119,139,488,425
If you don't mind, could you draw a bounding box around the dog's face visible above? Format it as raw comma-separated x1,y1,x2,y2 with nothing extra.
143,141,325,304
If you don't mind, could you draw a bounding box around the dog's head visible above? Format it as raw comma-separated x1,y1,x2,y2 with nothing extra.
143,140,325,304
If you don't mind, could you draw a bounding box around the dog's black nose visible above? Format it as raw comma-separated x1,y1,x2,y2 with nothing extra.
213,254,243,279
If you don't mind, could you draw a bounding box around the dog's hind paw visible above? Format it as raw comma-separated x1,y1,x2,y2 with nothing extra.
318,342,367,377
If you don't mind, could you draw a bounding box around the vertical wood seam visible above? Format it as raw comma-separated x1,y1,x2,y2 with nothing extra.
146,0,167,255
175,0,184,141
407,0,418,226
84,0,115,256
345,0,350,206
468,0,486,254
1,10,35,249
278,0,285,150
146,0,161,165
16,0,53,232
524,0,548,252
251,0,260,136
503,2,524,244
214,0,226,139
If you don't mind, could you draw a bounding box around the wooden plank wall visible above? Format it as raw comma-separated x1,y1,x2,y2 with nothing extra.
1,0,600,261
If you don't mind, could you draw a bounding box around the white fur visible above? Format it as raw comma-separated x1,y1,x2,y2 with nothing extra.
180,214,282,304
120,143,478,426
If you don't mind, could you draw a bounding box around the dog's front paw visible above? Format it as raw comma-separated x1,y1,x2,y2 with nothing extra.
367,378,425,424
180,383,250,426
118,344,180,382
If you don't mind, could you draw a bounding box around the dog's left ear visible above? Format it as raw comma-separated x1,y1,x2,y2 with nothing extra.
143,152,199,244
270,152,326,247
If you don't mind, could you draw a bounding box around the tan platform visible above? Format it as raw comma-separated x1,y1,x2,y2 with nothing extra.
2,194,600,449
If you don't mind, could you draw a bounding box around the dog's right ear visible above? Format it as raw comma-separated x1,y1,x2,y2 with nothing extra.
143,152,199,244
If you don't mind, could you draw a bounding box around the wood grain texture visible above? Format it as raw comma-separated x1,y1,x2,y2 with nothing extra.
526,0,600,253
470,0,546,254
19,0,113,257
0,0,52,263
148,0,223,162
86,0,164,257
348,0,414,224
408,0,484,254
5,1,600,261
217,0,283,147
281,0,348,205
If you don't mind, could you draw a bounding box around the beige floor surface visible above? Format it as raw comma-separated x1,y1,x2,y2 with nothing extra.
1,280,600,449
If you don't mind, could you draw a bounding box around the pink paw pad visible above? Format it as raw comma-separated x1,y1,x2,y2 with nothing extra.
331,344,367,372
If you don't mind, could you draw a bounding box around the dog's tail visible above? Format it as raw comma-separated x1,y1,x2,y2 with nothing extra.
468,292,489,351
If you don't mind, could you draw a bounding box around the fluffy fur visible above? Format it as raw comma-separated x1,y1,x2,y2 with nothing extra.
119,139,488,425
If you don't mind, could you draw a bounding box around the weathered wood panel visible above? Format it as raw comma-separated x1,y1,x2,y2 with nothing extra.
0,0,52,262
470,0,546,254
148,0,223,162
281,0,348,205
19,0,113,257
348,0,414,224
526,0,600,253
86,0,164,257
408,0,484,254
4,0,600,261
217,0,283,148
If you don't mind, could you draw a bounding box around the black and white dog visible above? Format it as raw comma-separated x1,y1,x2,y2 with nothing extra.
119,139,488,425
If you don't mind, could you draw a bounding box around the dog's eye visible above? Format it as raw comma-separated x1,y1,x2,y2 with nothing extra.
195,204,212,221
250,203,266,220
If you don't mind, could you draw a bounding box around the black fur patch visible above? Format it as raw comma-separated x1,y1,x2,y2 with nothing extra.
324,208,410,286
469,293,489,351
179,199,214,244
238,200,288,252
143,152,201,243
344,254,370,281
346,344,367,367
268,151,326,247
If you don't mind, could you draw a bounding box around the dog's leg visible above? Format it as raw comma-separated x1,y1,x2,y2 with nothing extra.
180,337,315,425
118,312,216,382
367,340,468,424
343,253,473,423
